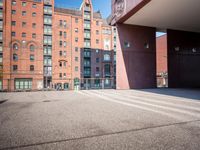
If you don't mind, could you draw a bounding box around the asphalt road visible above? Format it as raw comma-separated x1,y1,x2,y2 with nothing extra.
0,89,200,150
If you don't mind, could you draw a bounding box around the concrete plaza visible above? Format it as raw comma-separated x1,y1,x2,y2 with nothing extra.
0,89,200,150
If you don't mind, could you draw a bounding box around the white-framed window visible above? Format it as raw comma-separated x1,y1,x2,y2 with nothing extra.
15,79,32,90
104,54,110,61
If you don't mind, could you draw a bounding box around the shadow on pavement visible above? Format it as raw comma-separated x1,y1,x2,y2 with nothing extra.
135,88,200,101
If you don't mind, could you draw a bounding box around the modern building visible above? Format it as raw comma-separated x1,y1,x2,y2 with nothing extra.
0,0,116,91
111,0,200,89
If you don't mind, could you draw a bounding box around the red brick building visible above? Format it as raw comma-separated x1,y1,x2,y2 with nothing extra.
1,0,116,91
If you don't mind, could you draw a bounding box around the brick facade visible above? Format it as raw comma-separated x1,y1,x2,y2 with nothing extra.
1,0,116,91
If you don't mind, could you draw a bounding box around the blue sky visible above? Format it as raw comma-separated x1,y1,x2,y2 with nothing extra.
55,0,111,18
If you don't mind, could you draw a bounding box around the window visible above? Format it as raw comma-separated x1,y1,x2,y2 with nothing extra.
59,51,62,56
12,21,16,26
96,58,99,63
103,29,112,35
59,20,63,27
13,65,18,71
63,41,67,47
59,62,62,67
84,20,90,29
75,66,78,72
30,55,34,61
12,0,16,5
32,12,36,17
22,2,26,6
32,33,36,38
12,10,16,15
32,4,37,8
12,32,16,37
63,51,66,57
75,37,78,42
96,67,99,72
75,57,78,62
144,43,149,49
64,32,67,38
96,39,99,44
32,23,36,28
30,65,34,71
59,73,62,79
22,32,26,37
44,66,52,76
75,18,78,23
0,44,2,52
104,54,111,61
22,22,26,27
0,80,2,90
63,73,66,78
44,25,52,34
59,41,62,47
13,43,18,50
44,16,52,24
22,11,26,16
44,46,52,55
15,79,32,90
44,6,52,14
13,54,18,61
59,31,62,37
96,30,99,35
104,64,111,74
44,56,52,66
44,36,52,45
63,61,66,67
63,20,67,28
75,47,78,52
124,42,130,48
30,45,35,51
75,28,78,33
0,31,2,40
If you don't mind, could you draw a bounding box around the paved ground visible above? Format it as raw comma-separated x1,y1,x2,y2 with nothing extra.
0,89,200,150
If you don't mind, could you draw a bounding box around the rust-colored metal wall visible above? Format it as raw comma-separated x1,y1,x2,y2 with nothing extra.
116,24,156,89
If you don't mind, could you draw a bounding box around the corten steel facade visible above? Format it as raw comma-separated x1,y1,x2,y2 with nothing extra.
111,0,200,89
1,0,116,91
